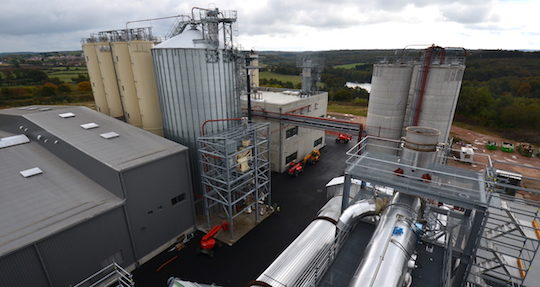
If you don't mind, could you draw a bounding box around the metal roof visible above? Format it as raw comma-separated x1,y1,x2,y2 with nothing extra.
0,106,188,171
0,133,123,257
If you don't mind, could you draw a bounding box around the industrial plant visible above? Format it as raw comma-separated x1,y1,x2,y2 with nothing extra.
1,5,540,287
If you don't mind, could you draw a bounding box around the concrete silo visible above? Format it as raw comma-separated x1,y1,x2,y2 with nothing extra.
366,64,413,152
111,41,142,127
128,40,163,135
82,42,109,115
366,46,466,150
94,42,124,118
405,61,465,144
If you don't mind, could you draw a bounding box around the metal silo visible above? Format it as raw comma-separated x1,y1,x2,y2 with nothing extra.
366,63,413,153
111,41,142,127
404,46,466,144
128,40,163,135
405,64,465,144
94,42,124,118
151,27,240,151
82,42,109,115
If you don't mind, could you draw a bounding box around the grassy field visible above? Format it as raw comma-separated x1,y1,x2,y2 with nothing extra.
327,103,368,116
333,62,365,69
260,71,302,85
46,67,88,83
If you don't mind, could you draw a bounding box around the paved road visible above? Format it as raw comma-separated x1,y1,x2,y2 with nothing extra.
133,135,352,286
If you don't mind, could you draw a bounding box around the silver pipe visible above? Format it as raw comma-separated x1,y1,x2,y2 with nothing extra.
251,196,376,287
348,193,422,287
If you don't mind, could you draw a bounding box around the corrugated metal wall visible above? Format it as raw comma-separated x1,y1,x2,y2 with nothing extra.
152,48,240,149
0,208,132,287
37,207,134,286
0,246,50,287
152,48,240,193
122,150,194,258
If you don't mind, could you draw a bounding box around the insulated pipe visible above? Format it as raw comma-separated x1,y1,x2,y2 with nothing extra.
250,197,376,287
349,192,422,287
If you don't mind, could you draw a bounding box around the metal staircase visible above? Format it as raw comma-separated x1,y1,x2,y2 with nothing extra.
72,262,134,287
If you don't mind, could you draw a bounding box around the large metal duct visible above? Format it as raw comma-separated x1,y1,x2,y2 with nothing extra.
349,126,439,287
348,192,422,287
250,196,377,287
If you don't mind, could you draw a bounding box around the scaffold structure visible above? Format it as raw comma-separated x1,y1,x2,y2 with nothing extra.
198,122,271,242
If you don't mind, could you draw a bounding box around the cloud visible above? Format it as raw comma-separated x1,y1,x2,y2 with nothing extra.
0,0,538,52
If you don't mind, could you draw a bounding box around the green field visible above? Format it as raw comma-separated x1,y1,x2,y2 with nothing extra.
333,62,365,69
260,71,302,85
46,67,88,83
328,103,368,116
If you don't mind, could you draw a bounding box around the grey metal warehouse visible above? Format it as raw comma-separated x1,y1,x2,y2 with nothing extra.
0,106,194,287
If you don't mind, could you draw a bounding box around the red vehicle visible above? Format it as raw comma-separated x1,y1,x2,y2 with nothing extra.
287,160,304,176
336,133,352,144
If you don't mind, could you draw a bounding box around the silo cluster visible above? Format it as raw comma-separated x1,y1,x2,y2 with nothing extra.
366,46,466,149
82,28,163,135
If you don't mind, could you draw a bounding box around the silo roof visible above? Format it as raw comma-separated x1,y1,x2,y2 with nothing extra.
154,28,211,49
0,130,123,257
0,106,188,171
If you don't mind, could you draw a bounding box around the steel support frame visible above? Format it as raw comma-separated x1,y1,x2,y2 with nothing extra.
198,123,271,240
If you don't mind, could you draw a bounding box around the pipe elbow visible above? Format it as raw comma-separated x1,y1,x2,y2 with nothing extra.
337,199,377,230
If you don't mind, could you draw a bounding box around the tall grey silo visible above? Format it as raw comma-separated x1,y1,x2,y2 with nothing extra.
151,26,241,193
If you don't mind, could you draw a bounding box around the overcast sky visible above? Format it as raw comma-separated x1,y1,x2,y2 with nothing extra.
1,0,538,53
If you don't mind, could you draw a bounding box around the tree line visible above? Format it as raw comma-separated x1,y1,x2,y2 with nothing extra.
0,68,92,108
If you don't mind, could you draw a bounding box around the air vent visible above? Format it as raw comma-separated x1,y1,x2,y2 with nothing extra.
81,123,99,129
58,112,75,118
20,167,43,178
0,135,30,149
100,132,119,139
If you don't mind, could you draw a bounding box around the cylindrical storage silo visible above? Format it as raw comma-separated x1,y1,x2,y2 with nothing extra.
111,41,142,127
405,64,465,144
366,64,413,154
94,42,124,118
82,42,109,115
128,40,163,135
151,28,240,160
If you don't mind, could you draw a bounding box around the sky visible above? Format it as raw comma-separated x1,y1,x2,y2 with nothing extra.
0,0,538,53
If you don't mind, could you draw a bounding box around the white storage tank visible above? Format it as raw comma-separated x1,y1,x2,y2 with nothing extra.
94,42,124,118
366,64,413,153
151,27,240,151
82,42,109,115
405,64,465,144
111,41,142,127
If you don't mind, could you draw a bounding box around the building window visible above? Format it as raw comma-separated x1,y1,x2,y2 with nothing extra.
171,193,186,205
314,137,323,147
314,103,319,110
286,126,298,138
286,152,298,164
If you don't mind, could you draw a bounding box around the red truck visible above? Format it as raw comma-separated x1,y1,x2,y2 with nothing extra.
335,133,352,144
